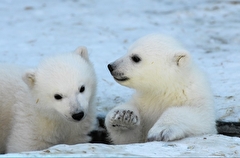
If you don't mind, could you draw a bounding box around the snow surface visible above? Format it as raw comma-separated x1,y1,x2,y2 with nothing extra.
0,0,240,157
2,135,240,157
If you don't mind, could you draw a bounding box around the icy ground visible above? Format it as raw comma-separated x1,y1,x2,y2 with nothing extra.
0,0,240,157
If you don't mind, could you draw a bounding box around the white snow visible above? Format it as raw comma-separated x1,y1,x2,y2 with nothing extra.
2,135,240,157
0,0,240,157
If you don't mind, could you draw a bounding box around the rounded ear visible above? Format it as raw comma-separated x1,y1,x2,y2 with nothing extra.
22,69,36,89
74,46,89,61
174,52,190,67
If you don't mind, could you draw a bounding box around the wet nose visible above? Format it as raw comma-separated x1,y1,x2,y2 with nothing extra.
72,111,84,121
107,64,114,72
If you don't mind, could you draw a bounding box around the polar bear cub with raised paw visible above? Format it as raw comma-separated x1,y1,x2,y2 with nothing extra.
105,34,217,144
0,47,97,153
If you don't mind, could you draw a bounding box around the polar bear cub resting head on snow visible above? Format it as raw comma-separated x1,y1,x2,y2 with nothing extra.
105,34,217,144
0,47,97,153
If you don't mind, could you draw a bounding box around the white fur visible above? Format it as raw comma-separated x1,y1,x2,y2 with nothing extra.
0,47,97,153
105,34,217,144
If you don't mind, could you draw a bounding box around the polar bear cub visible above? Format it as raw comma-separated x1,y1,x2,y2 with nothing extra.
105,34,217,144
0,47,97,153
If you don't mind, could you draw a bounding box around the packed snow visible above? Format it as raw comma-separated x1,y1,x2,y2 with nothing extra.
2,135,240,157
0,0,239,157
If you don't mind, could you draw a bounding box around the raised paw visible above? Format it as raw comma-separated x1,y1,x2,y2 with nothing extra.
147,125,185,142
108,109,140,130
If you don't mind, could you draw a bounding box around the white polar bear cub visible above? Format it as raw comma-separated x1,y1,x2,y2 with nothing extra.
105,34,217,144
0,47,97,153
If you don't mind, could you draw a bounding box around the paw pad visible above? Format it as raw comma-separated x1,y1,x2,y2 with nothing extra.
109,109,139,130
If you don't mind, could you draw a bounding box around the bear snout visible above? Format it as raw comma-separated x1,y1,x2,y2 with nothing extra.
108,63,129,81
72,111,85,121
107,64,114,72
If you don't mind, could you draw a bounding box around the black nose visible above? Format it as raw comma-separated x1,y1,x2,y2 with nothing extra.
107,64,114,72
72,111,84,121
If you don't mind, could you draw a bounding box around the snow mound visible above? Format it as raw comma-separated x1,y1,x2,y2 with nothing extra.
2,135,240,157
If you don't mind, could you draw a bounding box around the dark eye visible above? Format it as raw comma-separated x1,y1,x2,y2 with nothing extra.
131,55,141,63
79,86,85,93
54,94,63,100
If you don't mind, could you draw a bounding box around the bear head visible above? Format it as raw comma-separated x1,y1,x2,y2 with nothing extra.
23,46,96,122
108,34,194,93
